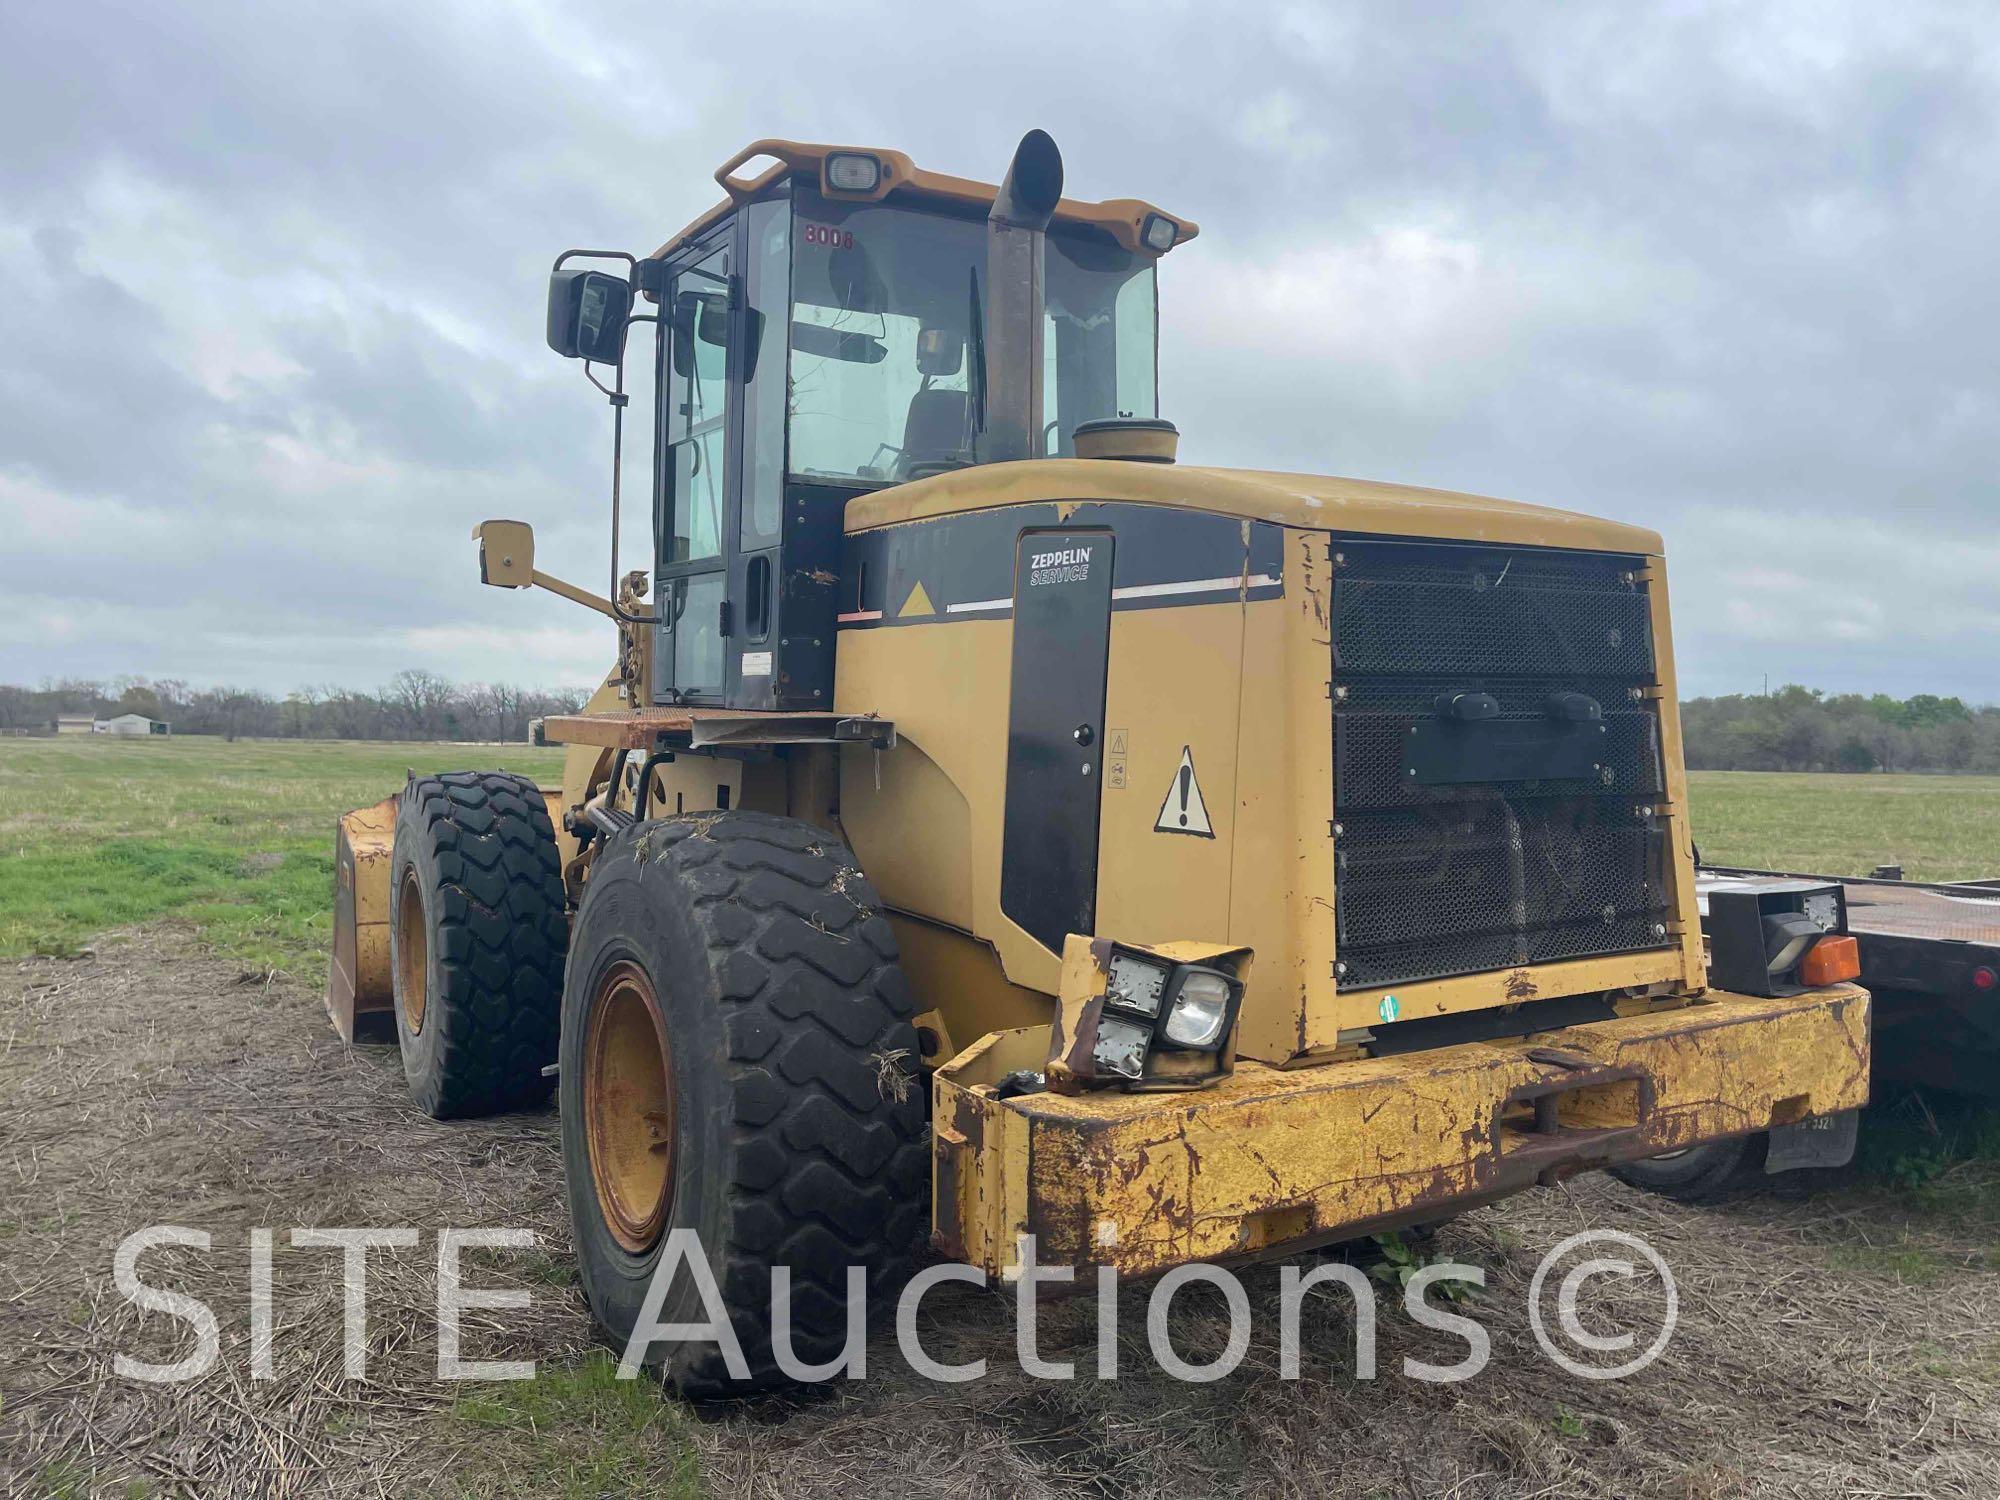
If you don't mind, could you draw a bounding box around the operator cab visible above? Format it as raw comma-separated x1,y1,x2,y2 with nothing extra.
546,138,1188,712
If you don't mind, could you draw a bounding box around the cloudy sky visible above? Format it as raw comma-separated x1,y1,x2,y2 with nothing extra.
2,1,1994,700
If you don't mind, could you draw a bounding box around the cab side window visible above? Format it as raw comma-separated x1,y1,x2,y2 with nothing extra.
666,247,730,564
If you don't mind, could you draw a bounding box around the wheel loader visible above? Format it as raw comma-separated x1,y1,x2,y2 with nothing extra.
328,130,1872,1393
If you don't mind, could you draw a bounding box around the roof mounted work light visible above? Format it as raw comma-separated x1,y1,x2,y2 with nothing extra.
823,152,883,193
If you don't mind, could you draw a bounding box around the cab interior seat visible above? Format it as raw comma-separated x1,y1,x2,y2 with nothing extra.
894,387,976,480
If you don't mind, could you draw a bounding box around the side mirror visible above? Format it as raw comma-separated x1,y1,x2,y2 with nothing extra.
546,268,633,363
915,324,964,378
669,289,732,377
472,519,535,588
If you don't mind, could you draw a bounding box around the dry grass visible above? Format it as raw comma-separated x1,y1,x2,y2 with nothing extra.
687,1184,2000,1500
4,929,1999,1497
0,926,677,1499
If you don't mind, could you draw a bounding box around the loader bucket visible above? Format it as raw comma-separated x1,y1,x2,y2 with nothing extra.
327,796,398,1041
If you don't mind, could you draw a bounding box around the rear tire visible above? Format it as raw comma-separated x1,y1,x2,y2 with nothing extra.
389,771,567,1119
560,812,927,1397
1611,1135,1767,1202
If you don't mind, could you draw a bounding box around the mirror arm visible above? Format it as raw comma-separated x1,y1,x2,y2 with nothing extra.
592,312,663,628
552,248,637,276
528,569,616,619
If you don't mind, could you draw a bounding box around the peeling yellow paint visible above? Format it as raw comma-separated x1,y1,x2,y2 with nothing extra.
935,983,1870,1277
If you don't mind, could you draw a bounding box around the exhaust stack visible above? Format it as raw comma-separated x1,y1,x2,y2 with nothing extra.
982,130,1064,464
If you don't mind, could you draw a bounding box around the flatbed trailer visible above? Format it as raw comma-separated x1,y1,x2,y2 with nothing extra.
1609,865,1993,1200
1699,866,2000,1096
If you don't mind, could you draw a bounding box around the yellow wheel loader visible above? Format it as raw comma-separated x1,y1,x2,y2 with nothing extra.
329,131,1871,1394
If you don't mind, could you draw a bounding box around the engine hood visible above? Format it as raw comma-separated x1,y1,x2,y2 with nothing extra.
845,458,1663,558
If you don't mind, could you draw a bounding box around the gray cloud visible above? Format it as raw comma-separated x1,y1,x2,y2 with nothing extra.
1,0,1995,698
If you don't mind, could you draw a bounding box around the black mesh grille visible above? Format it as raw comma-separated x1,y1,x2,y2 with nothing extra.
1332,539,1673,992
1334,575,1653,679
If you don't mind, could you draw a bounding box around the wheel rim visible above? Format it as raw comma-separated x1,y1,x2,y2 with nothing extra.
396,868,428,1036
584,960,677,1254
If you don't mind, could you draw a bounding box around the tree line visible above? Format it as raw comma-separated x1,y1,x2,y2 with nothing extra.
4,675,1995,771
0,672,590,743
1681,687,2000,773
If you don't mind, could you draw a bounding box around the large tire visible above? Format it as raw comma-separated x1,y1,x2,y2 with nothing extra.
560,811,927,1397
1611,1135,1766,1202
389,771,567,1119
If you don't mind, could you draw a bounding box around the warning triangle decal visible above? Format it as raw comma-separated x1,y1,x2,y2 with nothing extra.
1154,746,1214,838
898,580,935,619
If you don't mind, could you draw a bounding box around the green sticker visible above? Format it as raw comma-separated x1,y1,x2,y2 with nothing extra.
1378,995,1400,1024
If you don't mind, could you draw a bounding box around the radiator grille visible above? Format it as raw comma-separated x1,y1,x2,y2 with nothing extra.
1332,539,1672,992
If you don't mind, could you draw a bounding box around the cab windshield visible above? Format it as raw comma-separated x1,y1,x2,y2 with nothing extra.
784,187,1158,484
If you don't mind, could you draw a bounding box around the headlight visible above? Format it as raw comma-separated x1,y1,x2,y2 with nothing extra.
1762,913,1821,975
1106,952,1170,1016
1706,878,1851,998
1164,969,1233,1048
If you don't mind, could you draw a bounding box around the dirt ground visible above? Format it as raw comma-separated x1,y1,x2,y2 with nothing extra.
4,928,1999,1499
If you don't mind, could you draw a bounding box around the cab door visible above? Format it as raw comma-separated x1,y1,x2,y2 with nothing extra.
655,237,736,703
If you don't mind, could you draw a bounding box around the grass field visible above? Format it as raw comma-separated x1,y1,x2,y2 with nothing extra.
3,740,1998,972
0,736,565,974
1686,769,2000,883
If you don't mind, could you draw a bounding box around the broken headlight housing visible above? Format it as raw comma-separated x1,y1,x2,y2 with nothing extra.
1055,939,1250,1092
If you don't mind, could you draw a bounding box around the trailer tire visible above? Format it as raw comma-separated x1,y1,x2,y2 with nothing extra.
389,771,566,1119
560,812,927,1398
1611,1135,1766,1202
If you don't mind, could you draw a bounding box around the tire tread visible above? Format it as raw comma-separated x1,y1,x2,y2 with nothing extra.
397,771,566,1118
588,812,925,1395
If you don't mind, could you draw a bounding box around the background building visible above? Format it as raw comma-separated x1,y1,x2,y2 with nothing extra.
95,713,170,736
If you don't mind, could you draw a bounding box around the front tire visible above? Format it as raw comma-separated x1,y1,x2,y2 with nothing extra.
561,812,927,1397
389,771,566,1118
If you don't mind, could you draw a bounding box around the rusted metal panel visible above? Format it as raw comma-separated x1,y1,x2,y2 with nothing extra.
934,983,1870,1278
1043,938,1108,1093
930,1028,1042,1265
326,797,397,1042
1324,949,1689,1036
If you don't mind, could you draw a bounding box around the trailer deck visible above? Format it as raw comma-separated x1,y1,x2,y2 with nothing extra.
1702,866,2000,944
1698,866,2000,1094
